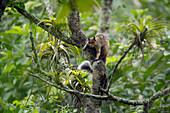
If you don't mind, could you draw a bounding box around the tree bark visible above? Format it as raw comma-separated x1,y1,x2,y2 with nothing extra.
0,0,9,20
98,0,113,34
84,60,107,113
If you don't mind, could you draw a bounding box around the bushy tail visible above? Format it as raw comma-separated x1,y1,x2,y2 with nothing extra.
78,61,93,73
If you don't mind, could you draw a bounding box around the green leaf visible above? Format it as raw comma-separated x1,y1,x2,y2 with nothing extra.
122,4,126,8
152,98,162,106
41,19,52,23
33,108,39,113
131,10,138,18
127,23,140,32
3,63,15,74
13,26,22,32
144,56,163,81
49,15,55,20
149,26,165,32
55,3,70,20
5,29,26,35
112,70,123,83
147,21,165,27
24,24,29,34
136,76,144,82
125,83,140,88
76,0,99,12
5,30,20,34
15,2,25,9
89,25,98,30
107,56,118,64
139,17,145,31
12,100,21,106
54,72,60,85
138,83,150,93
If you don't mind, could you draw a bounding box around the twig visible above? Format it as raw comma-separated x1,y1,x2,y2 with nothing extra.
30,31,40,68
35,77,44,103
106,28,148,93
106,41,136,93
26,57,35,105
29,31,54,78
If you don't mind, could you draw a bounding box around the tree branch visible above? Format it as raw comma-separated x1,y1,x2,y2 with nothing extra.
143,101,149,113
106,28,148,93
68,8,87,48
14,5,88,49
29,72,108,100
106,41,136,93
142,87,170,113
29,72,145,106
29,66,170,109
14,6,77,47
29,31,40,68
148,87,170,109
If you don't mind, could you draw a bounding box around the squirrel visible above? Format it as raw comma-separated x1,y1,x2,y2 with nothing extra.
78,33,109,73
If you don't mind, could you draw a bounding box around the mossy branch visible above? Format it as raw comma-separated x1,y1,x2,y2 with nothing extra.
148,87,170,109
14,6,76,47
142,87,170,113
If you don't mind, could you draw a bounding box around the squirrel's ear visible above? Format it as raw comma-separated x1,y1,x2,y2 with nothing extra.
93,36,96,41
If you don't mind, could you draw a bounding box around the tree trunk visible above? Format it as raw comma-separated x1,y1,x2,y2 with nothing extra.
67,1,112,112
84,60,107,113
83,0,112,112
98,0,113,34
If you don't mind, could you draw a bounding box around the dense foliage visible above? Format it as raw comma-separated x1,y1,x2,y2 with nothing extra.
0,0,169,112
